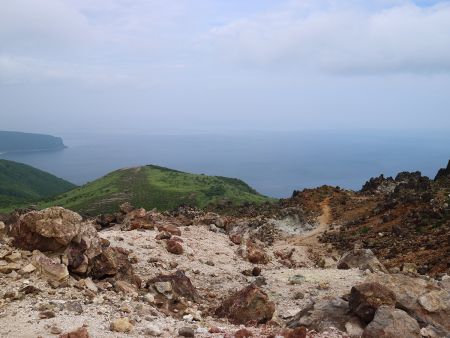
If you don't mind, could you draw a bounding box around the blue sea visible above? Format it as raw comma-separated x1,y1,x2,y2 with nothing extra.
1,130,449,198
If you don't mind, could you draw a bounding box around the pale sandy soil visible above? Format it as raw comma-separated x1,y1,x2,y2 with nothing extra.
0,205,364,338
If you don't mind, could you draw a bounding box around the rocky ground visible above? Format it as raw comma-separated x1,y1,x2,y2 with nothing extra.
0,161,449,338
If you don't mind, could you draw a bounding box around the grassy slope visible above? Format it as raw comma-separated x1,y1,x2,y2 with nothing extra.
0,159,76,210
40,165,272,215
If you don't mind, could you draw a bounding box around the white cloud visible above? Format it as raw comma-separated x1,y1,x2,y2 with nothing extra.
205,1,450,74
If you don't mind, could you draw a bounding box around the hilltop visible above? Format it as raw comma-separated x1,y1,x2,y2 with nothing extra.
40,165,272,215
0,159,76,209
0,131,66,153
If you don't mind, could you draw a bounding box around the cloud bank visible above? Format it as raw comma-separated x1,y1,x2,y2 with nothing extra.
206,1,450,74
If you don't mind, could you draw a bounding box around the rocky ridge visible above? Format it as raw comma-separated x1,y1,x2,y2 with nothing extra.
0,161,449,337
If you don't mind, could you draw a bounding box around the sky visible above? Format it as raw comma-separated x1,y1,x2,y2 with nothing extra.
1,0,450,134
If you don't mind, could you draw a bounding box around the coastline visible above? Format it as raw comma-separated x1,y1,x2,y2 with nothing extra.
0,145,67,155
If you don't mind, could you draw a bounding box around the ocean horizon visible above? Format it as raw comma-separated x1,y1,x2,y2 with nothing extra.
1,130,449,198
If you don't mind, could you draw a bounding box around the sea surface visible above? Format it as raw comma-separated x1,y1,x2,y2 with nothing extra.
1,130,449,198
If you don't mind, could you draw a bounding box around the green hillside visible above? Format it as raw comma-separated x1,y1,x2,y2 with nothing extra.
0,160,76,209
40,165,272,215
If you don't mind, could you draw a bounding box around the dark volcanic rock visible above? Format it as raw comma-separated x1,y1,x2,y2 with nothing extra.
435,160,450,180
215,284,275,325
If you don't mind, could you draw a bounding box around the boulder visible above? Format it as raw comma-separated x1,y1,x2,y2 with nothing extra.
215,284,275,325
287,298,363,333
146,270,199,302
246,240,270,265
166,240,183,255
89,247,141,287
11,207,83,251
349,282,396,323
367,273,450,334
362,306,421,338
337,248,388,273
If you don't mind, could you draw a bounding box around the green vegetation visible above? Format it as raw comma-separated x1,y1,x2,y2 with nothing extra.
0,131,65,153
0,159,76,210
39,165,273,216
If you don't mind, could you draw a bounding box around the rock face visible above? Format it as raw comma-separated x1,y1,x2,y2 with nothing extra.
337,249,388,273
362,306,421,338
367,273,450,334
215,284,275,325
11,207,83,251
349,282,396,323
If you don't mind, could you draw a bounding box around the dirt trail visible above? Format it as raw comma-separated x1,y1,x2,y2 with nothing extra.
288,197,331,246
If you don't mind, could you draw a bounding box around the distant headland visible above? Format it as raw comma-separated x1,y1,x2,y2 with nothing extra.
0,131,66,154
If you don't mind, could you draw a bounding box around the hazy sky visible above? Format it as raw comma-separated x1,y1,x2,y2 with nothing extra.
1,0,450,134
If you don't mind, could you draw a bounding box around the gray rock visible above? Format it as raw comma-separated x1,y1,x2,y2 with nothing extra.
362,306,421,338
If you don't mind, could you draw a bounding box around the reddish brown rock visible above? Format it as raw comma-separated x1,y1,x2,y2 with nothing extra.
246,240,270,265
157,223,181,236
166,240,183,255
121,208,154,231
89,247,141,287
215,284,275,325
11,207,83,251
59,327,90,338
229,233,242,245
349,282,396,323
147,270,199,302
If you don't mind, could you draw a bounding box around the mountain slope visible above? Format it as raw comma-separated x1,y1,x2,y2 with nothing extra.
41,165,272,215
0,159,76,208
0,131,65,153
